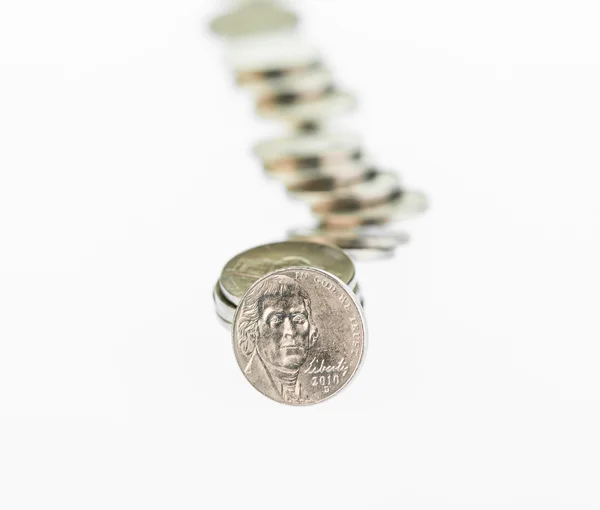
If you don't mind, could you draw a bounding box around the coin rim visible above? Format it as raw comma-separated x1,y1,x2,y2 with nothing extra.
219,240,357,305
230,266,368,406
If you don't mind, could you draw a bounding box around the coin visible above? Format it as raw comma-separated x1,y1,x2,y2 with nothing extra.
286,168,378,202
228,40,322,86
319,190,429,228
219,240,356,305
232,266,366,405
210,1,298,39
254,131,362,172
310,171,402,214
289,227,409,261
248,68,334,106
256,90,356,124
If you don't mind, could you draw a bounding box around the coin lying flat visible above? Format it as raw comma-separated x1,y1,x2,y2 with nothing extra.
288,227,410,261
254,132,362,172
232,266,366,405
310,171,402,214
220,240,356,305
319,190,429,228
210,1,298,39
256,90,357,124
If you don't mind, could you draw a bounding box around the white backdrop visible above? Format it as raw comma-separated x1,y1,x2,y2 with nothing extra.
1,1,599,508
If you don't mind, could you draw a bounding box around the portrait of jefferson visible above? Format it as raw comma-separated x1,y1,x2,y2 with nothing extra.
236,274,318,403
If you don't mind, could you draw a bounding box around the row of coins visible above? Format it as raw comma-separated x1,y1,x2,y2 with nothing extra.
209,0,426,405
211,0,428,260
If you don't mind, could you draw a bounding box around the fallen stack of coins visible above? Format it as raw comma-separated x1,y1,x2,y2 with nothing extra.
208,0,427,405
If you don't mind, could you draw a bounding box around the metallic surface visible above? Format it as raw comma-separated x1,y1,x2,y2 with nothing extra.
214,279,364,326
219,241,356,305
256,90,356,124
288,226,409,260
232,266,366,405
311,171,403,214
254,131,362,172
210,1,298,39
319,190,429,228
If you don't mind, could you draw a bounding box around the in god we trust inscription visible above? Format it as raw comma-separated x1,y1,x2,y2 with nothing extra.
232,266,366,405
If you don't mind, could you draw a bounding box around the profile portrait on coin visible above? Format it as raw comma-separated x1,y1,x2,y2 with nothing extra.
235,274,318,403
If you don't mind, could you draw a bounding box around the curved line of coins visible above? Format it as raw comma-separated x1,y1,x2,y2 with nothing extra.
209,0,428,405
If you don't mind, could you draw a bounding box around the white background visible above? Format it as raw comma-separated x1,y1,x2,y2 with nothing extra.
1,0,599,508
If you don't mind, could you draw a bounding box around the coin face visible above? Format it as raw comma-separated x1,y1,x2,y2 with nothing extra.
220,241,356,305
232,266,366,405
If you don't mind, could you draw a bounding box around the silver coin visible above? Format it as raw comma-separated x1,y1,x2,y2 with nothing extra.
286,169,377,202
319,190,429,228
310,171,402,214
228,40,321,86
256,90,356,124
247,68,334,102
232,266,366,405
210,1,298,39
266,159,373,187
219,240,356,305
288,226,409,261
254,132,362,172
213,281,238,324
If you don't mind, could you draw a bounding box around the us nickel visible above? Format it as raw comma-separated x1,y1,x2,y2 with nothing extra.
232,266,366,405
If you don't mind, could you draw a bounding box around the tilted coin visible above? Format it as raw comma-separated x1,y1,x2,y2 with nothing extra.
267,159,372,186
310,171,402,214
288,226,409,261
319,190,429,228
248,68,334,108
219,240,356,305
286,168,378,202
232,266,366,405
227,39,322,86
210,1,298,39
254,131,363,172
256,90,357,124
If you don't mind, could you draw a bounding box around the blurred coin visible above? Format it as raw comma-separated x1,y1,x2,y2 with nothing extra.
213,281,238,325
215,278,363,326
311,171,402,214
249,68,334,107
287,168,378,202
319,190,429,228
228,40,321,86
210,1,298,39
288,226,409,261
254,131,362,172
220,240,356,305
232,266,366,405
256,90,356,124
